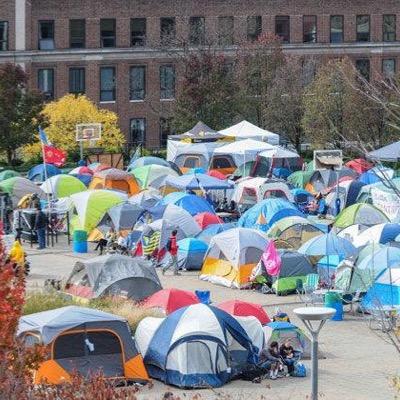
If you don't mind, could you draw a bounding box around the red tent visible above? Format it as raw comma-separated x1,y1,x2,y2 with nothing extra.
207,169,227,180
217,300,271,325
142,288,199,314
94,164,112,173
345,159,373,174
194,212,223,229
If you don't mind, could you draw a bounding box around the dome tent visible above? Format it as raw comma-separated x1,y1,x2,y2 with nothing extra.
89,168,140,196
0,169,20,181
40,175,86,198
135,304,259,388
176,237,208,270
217,300,271,325
0,177,46,207
334,203,389,229
28,164,61,182
161,192,214,216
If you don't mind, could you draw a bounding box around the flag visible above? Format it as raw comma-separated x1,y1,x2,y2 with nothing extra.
261,241,281,277
43,145,67,167
39,127,49,145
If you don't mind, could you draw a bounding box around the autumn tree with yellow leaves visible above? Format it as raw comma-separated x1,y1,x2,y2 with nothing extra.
23,95,125,161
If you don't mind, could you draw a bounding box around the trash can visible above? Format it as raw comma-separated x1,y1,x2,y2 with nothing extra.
324,291,343,321
73,229,88,254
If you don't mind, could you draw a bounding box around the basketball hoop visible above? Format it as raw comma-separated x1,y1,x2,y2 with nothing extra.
76,123,102,160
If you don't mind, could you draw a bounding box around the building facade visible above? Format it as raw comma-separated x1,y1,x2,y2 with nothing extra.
0,0,399,148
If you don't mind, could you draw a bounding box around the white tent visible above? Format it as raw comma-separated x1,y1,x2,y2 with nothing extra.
212,139,276,168
219,121,280,145
368,141,400,162
258,146,300,159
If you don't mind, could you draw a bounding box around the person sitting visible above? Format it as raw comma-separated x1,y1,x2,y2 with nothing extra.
280,340,296,376
259,341,283,380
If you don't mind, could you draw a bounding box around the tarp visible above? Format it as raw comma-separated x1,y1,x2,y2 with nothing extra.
368,141,400,162
164,173,233,191
219,120,279,144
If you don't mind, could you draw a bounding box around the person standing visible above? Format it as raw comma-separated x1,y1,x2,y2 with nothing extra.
34,204,47,250
162,230,180,276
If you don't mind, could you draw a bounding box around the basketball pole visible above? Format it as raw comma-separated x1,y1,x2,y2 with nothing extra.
79,140,84,163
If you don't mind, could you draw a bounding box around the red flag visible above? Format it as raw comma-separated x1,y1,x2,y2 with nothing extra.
43,145,66,167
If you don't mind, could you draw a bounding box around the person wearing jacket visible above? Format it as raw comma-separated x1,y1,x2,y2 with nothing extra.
162,230,180,276
259,341,283,380
34,204,47,250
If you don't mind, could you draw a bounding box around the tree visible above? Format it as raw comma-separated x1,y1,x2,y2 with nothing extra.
263,56,316,151
23,94,125,161
0,63,45,164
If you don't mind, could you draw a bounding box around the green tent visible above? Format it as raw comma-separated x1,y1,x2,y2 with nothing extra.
306,161,314,171
40,175,86,198
0,170,20,181
287,170,313,189
0,176,46,206
334,203,389,229
70,190,125,233
131,164,179,189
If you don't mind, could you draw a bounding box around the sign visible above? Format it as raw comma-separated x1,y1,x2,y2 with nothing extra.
313,150,343,170
370,187,400,221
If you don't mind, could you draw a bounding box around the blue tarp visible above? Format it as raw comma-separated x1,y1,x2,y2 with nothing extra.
165,173,233,190
161,192,215,216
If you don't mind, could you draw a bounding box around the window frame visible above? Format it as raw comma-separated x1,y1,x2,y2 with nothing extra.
356,15,370,42
100,18,116,48
0,21,8,51
303,15,317,43
38,20,55,50
160,64,175,100
189,16,206,45
218,16,234,46
99,66,116,102
129,65,146,101
69,19,85,49
275,16,290,44
355,58,371,81
160,17,176,46
383,14,396,42
330,15,344,43
247,15,262,42
130,18,147,47
69,67,85,95
130,118,146,145
38,68,55,100
382,58,396,78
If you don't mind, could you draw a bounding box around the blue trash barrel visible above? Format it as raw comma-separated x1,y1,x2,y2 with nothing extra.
73,240,88,253
325,291,343,321
73,229,88,253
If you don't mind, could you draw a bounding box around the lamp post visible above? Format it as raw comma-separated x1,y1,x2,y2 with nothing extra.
294,307,335,400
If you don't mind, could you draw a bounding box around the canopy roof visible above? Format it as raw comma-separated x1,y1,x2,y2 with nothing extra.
164,173,233,190
258,147,300,159
368,141,400,162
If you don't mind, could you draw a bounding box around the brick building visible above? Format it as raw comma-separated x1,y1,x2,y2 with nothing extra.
0,0,399,148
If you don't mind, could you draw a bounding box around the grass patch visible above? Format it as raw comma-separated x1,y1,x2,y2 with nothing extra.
23,291,79,315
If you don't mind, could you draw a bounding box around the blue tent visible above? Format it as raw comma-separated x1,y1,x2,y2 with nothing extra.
161,192,215,216
164,173,233,191
75,174,92,186
135,304,258,388
28,164,61,182
177,238,208,270
272,167,291,179
268,208,305,228
291,188,313,204
238,198,297,232
196,222,236,244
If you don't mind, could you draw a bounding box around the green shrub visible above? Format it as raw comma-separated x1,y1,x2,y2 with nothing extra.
23,291,78,315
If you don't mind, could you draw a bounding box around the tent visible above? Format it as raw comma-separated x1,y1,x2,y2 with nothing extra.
0,177,46,207
219,120,280,145
217,300,270,325
358,166,395,185
161,192,214,216
177,237,208,270
27,164,61,182
267,216,323,250
337,224,368,244
142,288,199,314
200,228,268,288
291,188,314,205
105,202,144,232
287,170,314,189
18,306,148,384
164,173,233,191
0,169,20,181
65,254,162,301
135,304,259,388
254,148,301,177
89,168,140,196
194,212,223,229
368,141,400,162
129,188,162,209
208,169,227,180
196,222,236,244
128,156,172,171
263,322,312,358
170,121,220,140
238,198,298,232
362,267,400,309
70,190,125,233
345,158,373,174
334,203,389,229
131,165,179,190
305,168,358,194
69,166,93,176
40,175,87,199
352,223,400,248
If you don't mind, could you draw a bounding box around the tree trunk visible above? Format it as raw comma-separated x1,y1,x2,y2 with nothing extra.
6,149,12,165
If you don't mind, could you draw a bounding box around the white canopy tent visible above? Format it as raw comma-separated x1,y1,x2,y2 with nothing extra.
219,120,280,145
368,141,400,162
258,146,300,159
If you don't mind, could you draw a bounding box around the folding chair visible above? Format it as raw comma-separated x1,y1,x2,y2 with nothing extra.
305,273,320,290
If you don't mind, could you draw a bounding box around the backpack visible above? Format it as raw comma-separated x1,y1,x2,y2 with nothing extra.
293,362,307,377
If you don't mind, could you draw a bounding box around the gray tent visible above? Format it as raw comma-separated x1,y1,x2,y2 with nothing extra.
106,202,144,231
17,306,148,382
65,254,162,301
368,141,400,162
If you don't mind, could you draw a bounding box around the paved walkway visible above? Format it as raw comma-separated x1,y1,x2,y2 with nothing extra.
25,239,399,399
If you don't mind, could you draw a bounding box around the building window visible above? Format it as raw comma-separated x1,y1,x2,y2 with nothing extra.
189,16,205,45
69,68,85,94
382,59,396,78
218,16,234,45
275,16,290,43
100,19,116,48
38,69,54,100
247,16,262,42
100,67,116,102
38,20,54,50
383,15,396,42
160,117,174,146
356,59,370,81
303,15,317,43
69,19,85,48
130,118,146,145
129,66,146,101
356,15,370,42
131,18,146,47
330,15,343,43
160,17,176,46
160,65,175,100
0,21,8,51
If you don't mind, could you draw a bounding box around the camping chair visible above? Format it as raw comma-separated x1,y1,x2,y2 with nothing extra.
296,285,315,307
305,273,319,290
342,290,362,316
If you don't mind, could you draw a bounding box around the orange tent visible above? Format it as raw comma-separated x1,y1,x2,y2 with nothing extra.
89,168,139,196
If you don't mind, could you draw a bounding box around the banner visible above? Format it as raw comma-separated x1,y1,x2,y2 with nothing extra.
43,145,67,167
261,240,281,277
370,187,400,221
